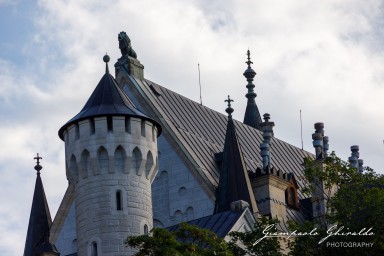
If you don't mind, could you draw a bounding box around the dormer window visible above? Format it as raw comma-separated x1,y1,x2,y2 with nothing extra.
286,186,298,208
285,174,299,209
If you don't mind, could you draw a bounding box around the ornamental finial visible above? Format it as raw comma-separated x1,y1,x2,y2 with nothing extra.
103,53,110,74
246,49,253,68
225,95,234,117
34,153,43,174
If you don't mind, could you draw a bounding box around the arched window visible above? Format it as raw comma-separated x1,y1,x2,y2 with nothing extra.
69,155,79,180
80,150,90,178
144,224,149,235
114,147,125,173
98,147,109,174
132,147,142,173
116,190,123,211
92,241,98,256
145,151,154,178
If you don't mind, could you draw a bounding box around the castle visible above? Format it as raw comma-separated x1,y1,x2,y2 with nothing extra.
23,32,364,256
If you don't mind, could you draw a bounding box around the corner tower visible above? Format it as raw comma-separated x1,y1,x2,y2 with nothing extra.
58,55,161,255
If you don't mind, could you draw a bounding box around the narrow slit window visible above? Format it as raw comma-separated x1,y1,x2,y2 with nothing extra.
125,117,131,133
75,124,80,140
90,119,95,134
144,224,149,235
107,116,113,132
116,191,122,210
141,121,146,137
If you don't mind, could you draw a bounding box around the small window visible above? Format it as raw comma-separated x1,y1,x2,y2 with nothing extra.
141,121,146,137
152,126,155,142
92,242,98,256
75,124,80,140
125,117,131,133
107,116,113,132
90,119,95,134
116,190,122,211
144,224,149,235
286,186,298,209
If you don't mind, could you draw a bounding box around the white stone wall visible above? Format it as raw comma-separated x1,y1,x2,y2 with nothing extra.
152,134,214,228
62,116,158,256
54,202,77,255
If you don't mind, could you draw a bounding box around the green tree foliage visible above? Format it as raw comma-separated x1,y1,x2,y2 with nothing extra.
228,216,283,256
125,222,234,256
126,217,282,256
289,152,384,256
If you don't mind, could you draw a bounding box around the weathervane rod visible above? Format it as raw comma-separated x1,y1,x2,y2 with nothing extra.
198,63,202,105
300,109,303,150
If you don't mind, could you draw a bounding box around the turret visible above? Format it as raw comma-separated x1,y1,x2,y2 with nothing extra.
58,55,161,255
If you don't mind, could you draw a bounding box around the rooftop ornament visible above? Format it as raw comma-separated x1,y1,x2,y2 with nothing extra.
118,31,137,58
34,153,43,175
103,53,110,73
225,95,234,117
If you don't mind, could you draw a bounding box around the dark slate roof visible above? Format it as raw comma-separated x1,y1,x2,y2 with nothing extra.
58,70,161,140
167,210,244,238
141,78,314,199
24,172,54,256
215,112,257,214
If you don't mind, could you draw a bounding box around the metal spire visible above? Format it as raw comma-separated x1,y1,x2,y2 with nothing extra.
243,49,262,129
215,96,258,214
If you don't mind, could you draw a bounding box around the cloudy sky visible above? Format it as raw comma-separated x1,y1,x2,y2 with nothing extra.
1,0,383,254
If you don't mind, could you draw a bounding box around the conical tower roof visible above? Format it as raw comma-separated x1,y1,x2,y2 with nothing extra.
215,96,257,214
58,55,161,140
23,154,59,256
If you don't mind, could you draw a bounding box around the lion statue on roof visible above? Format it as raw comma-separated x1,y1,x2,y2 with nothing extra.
118,31,137,59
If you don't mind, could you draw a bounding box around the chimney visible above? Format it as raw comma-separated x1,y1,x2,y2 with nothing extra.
348,145,360,170
260,113,274,171
358,159,364,173
312,122,324,159
323,136,329,157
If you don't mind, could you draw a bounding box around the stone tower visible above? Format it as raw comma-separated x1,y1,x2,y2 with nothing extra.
58,55,161,256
